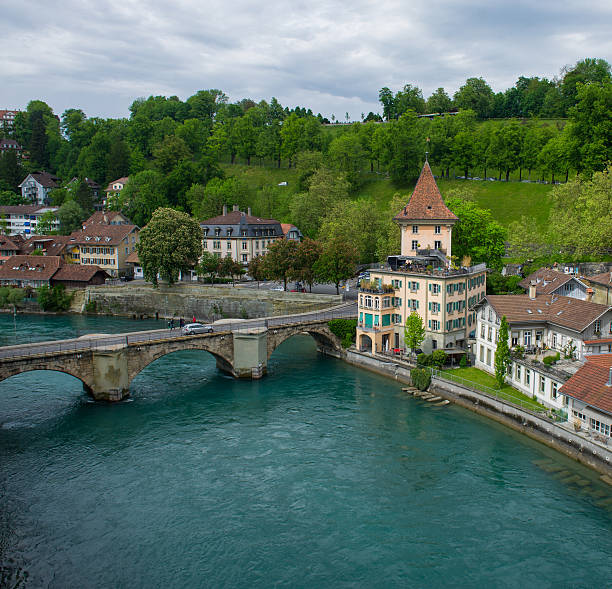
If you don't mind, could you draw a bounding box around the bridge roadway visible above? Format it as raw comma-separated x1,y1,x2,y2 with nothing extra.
0,303,357,401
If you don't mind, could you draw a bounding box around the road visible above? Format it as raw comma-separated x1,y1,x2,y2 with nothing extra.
0,303,357,361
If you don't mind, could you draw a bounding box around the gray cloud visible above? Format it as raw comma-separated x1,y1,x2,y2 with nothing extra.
1,0,610,120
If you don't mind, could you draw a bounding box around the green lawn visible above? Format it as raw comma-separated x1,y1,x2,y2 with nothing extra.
441,366,546,412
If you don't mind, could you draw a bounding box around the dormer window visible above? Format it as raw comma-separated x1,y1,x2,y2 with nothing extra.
95,236,101,241
85,236,90,241
105,237,111,242
202,228,208,237
227,228,233,236
215,228,221,236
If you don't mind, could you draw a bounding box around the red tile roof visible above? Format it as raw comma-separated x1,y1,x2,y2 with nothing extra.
0,205,48,215
393,162,458,223
584,338,612,345
52,264,109,283
82,211,133,228
586,272,612,288
518,267,574,294
0,236,19,251
69,224,137,246
0,255,63,281
560,354,612,416
483,294,610,333
125,251,140,264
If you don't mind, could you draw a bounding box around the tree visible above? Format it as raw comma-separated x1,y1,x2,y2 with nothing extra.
387,111,424,184
327,133,367,191
559,58,611,114
247,255,266,288
378,87,396,121
197,251,221,285
0,286,25,310
426,88,453,113
28,110,49,168
219,256,244,285
313,236,357,294
37,210,57,235
113,170,167,227
36,284,73,311
262,238,299,290
57,200,85,234
106,139,131,182
73,179,94,214
454,78,494,119
0,150,25,193
494,316,511,388
0,190,26,206
291,238,322,291
137,208,203,286
404,312,426,355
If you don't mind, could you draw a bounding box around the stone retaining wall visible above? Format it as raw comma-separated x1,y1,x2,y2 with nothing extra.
83,283,342,320
339,349,612,479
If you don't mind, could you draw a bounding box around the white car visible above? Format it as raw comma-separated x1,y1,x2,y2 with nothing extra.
182,323,213,335
270,285,285,291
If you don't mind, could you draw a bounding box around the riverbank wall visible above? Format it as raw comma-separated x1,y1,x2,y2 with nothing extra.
335,348,612,481
78,283,342,320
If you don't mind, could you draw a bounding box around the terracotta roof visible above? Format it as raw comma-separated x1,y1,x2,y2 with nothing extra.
201,211,279,225
0,236,19,250
104,177,129,191
483,294,611,333
586,272,612,288
0,205,47,215
69,224,137,246
20,235,73,256
125,251,140,264
584,338,612,345
82,211,133,228
518,267,574,294
52,264,108,283
0,255,63,281
560,354,612,416
393,162,458,223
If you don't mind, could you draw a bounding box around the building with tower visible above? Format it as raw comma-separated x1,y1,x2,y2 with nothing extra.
356,162,487,355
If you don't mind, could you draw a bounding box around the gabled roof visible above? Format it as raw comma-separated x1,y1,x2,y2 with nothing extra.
0,255,63,281
125,251,140,264
82,211,133,228
52,264,108,283
0,236,19,250
200,210,279,226
481,294,611,333
560,354,612,416
586,271,612,288
19,171,60,189
104,177,129,191
0,205,47,215
518,267,576,295
20,235,74,256
393,162,458,223
69,223,137,246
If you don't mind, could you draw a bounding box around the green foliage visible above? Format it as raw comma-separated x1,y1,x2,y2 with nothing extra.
113,170,167,227
261,238,299,289
84,300,97,313
0,190,26,206
543,352,561,366
57,200,85,234
410,368,431,391
138,207,203,286
196,251,221,284
459,354,468,368
36,284,73,312
328,318,357,346
494,316,511,388
404,312,426,353
417,352,431,366
312,236,358,294
486,272,523,295
0,287,25,309
431,350,447,368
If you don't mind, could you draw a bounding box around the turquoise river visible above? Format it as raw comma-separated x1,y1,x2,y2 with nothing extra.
0,314,611,588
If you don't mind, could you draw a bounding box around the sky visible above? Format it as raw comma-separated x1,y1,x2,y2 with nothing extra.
2,0,611,121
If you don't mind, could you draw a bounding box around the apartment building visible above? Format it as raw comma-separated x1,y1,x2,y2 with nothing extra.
0,205,59,236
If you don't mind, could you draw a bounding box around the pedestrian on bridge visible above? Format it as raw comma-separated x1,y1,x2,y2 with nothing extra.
170,319,175,330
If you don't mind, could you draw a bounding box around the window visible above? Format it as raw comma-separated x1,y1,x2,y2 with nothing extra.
435,225,441,234
431,320,440,330
479,345,484,362
242,254,248,262
215,228,221,237
551,382,558,399
213,241,221,250
431,283,440,294
203,241,208,249
539,376,546,393
382,297,391,309
487,326,492,342
594,319,601,333
242,241,248,250
481,324,485,338
410,281,419,291
516,365,521,380
525,370,530,385
524,331,532,346
486,348,491,366
412,225,418,233
227,241,232,249
434,240,442,250
411,240,419,250
590,418,611,437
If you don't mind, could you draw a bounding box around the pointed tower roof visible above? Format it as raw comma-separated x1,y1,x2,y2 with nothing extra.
393,162,458,223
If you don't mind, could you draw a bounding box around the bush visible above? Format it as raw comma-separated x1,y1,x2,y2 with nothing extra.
328,319,357,345
84,300,97,313
411,368,431,391
37,284,73,312
543,352,561,366
459,354,468,368
417,353,432,366
431,350,447,368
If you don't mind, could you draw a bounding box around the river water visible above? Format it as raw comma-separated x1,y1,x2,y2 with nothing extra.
0,314,611,588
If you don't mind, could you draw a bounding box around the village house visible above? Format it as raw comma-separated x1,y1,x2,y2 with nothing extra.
103,177,129,208
0,255,108,289
0,235,19,264
518,267,588,300
0,205,59,236
81,210,133,229
281,223,303,242
583,271,612,306
19,235,76,261
473,287,612,412
0,110,19,134
18,171,60,205
0,138,22,156
356,162,487,355
560,353,612,441
200,205,286,265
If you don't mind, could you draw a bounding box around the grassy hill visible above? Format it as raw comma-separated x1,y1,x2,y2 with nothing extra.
221,163,554,231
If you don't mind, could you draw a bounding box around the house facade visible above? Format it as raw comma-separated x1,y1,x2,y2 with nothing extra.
0,138,22,156
0,235,19,264
200,205,285,265
583,272,612,306
473,292,612,411
103,177,129,208
0,205,59,236
518,267,588,300
0,110,19,134
356,162,487,355
18,172,60,205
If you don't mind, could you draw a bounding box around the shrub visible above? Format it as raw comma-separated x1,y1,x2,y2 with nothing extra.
431,349,447,368
543,352,561,366
417,353,432,366
328,319,357,344
84,300,97,313
459,354,468,368
411,368,431,391
36,284,73,312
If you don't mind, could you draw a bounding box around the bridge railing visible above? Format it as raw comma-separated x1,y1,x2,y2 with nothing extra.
0,304,358,360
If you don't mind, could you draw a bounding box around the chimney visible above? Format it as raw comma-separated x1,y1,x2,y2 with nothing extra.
528,280,537,300
586,288,593,302
233,204,239,212
247,207,252,216
222,204,227,216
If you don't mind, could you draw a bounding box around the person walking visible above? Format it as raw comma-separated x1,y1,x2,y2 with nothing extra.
192,315,196,323
179,318,184,328
170,318,175,330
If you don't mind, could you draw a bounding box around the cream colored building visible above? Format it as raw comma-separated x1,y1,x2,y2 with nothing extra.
356,162,487,354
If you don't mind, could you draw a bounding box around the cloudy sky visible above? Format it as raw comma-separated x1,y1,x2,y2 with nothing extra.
2,0,611,120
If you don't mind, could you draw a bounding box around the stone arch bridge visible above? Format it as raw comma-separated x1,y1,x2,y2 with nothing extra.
0,310,354,401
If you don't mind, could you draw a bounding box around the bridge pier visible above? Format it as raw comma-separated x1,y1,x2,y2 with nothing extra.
89,347,131,402
231,329,268,379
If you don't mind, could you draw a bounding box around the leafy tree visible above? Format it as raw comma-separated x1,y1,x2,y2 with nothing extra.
291,238,322,291
190,177,249,220
0,286,25,310
36,284,73,311
73,179,94,214
559,58,611,114
247,255,266,287
114,170,167,227
197,251,221,285
36,210,57,235
294,150,324,191
0,150,25,193
313,236,357,294
446,193,506,270
0,190,26,206
28,110,50,169
387,111,424,184
375,192,405,261
327,133,367,191
395,84,426,116
404,311,426,355
137,207,203,286
454,77,494,119
426,87,453,113
106,139,131,182
494,316,511,388
262,238,299,290
57,200,85,234
153,135,191,175
378,87,396,121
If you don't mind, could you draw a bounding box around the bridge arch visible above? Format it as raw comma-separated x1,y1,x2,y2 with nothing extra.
0,363,92,392
266,323,343,361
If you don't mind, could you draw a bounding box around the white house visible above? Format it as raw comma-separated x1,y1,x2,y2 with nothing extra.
0,205,59,236
18,171,60,205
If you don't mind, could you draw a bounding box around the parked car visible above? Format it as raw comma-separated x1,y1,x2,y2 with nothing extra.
271,285,285,291
182,323,213,335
